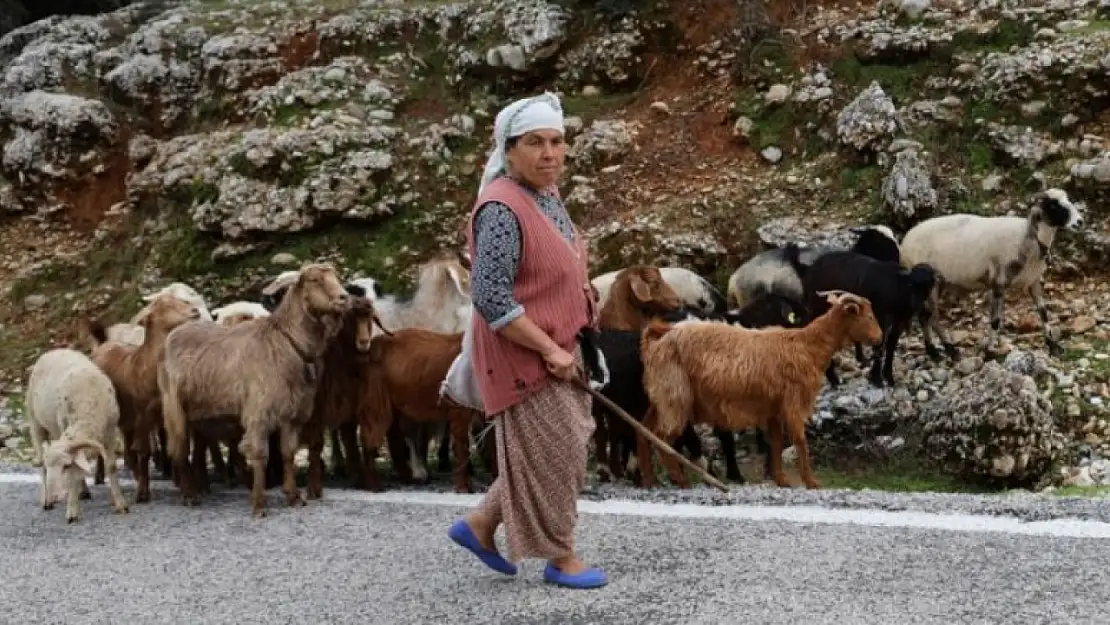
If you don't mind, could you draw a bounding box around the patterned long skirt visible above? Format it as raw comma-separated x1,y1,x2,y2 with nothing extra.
474,374,595,563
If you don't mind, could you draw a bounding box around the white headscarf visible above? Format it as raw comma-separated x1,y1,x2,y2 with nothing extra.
478,92,566,194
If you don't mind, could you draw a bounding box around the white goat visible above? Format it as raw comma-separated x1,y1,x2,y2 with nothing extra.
26,348,130,523
899,188,1085,357
592,267,727,316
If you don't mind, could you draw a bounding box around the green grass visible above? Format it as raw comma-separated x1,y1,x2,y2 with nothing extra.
559,92,639,121
1050,485,1110,498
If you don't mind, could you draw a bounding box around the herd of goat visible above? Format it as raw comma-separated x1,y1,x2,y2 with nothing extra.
21,187,1087,522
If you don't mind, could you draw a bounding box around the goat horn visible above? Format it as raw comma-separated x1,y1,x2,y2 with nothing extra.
815,289,847,303
373,314,393,337
64,438,108,461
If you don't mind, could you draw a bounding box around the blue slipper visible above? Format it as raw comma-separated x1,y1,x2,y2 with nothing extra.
447,518,518,576
543,562,609,589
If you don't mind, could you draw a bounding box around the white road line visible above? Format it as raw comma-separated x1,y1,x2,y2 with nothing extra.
3,472,1108,538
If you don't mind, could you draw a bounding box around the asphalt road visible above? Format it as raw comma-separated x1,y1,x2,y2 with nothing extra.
2,473,1109,625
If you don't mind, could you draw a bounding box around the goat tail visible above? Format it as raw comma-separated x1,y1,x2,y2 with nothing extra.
157,366,189,464
640,318,674,355
77,317,108,349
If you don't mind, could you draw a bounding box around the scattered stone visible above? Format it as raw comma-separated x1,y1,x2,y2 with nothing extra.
836,82,900,153
761,146,783,164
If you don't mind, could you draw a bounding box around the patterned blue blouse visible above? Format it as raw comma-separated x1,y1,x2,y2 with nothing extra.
470,174,577,329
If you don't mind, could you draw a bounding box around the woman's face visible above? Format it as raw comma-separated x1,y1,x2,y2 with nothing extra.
506,128,566,189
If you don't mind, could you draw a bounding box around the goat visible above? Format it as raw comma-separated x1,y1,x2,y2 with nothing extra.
593,266,727,317
899,188,1085,358
82,294,202,504
158,263,351,517
26,348,129,523
360,327,479,494
725,224,901,309
301,292,383,499
346,251,473,482
795,249,938,387
638,291,883,489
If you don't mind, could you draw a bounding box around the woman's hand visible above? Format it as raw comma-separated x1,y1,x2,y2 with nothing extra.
542,345,577,381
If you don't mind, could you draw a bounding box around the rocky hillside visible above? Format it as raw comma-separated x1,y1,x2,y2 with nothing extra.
1,0,1109,489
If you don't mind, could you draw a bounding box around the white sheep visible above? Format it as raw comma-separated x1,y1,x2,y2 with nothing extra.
26,348,130,523
212,300,271,325
593,267,727,316
105,282,214,347
899,188,1085,357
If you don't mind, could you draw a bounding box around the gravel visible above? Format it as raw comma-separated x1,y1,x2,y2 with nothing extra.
2,473,1110,624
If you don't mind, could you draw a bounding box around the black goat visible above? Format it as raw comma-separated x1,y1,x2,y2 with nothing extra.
795,249,937,387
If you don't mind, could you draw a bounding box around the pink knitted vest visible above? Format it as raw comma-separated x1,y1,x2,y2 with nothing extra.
465,177,595,417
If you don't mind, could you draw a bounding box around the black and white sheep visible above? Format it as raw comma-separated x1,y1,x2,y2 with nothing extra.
899,188,1085,358
726,225,900,310
593,267,728,317
794,247,938,387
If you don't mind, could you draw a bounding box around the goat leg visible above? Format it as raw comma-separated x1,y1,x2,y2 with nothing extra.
1031,280,1063,357
717,429,743,483
449,413,472,494
278,423,305,508
592,410,613,483
765,419,790,488
306,434,326,501
328,428,347,478
786,414,820,489
337,422,366,489
94,455,106,485
243,433,268,518
881,322,904,386
357,425,385,492
208,440,226,477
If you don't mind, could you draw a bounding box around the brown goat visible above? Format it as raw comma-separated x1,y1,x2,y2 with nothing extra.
301,295,382,500
591,264,684,482
360,327,478,494
597,265,684,331
158,263,351,518
638,291,883,489
82,294,202,503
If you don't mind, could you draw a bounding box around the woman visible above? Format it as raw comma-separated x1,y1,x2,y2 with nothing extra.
446,92,607,590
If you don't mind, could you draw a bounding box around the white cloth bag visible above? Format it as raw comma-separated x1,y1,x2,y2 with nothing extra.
439,320,485,413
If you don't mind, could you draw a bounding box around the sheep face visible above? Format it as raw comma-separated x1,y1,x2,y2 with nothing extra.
625,266,683,314
42,443,96,505
297,263,351,316
140,282,213,322
1039,189,1084,233
142,293,203,333
820,291,883,346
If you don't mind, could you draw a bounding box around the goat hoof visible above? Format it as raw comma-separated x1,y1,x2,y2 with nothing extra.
135,491,150,504
67,515,78,524
114,504,130,514
285,491,305,507
43,502,55,511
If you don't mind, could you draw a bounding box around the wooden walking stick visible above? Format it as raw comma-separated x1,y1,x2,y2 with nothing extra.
570,373,730,493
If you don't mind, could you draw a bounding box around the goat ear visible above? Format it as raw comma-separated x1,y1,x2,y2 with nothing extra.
629,275,652,302
843,301,860,316
456,250,472,271
445,267,466,296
